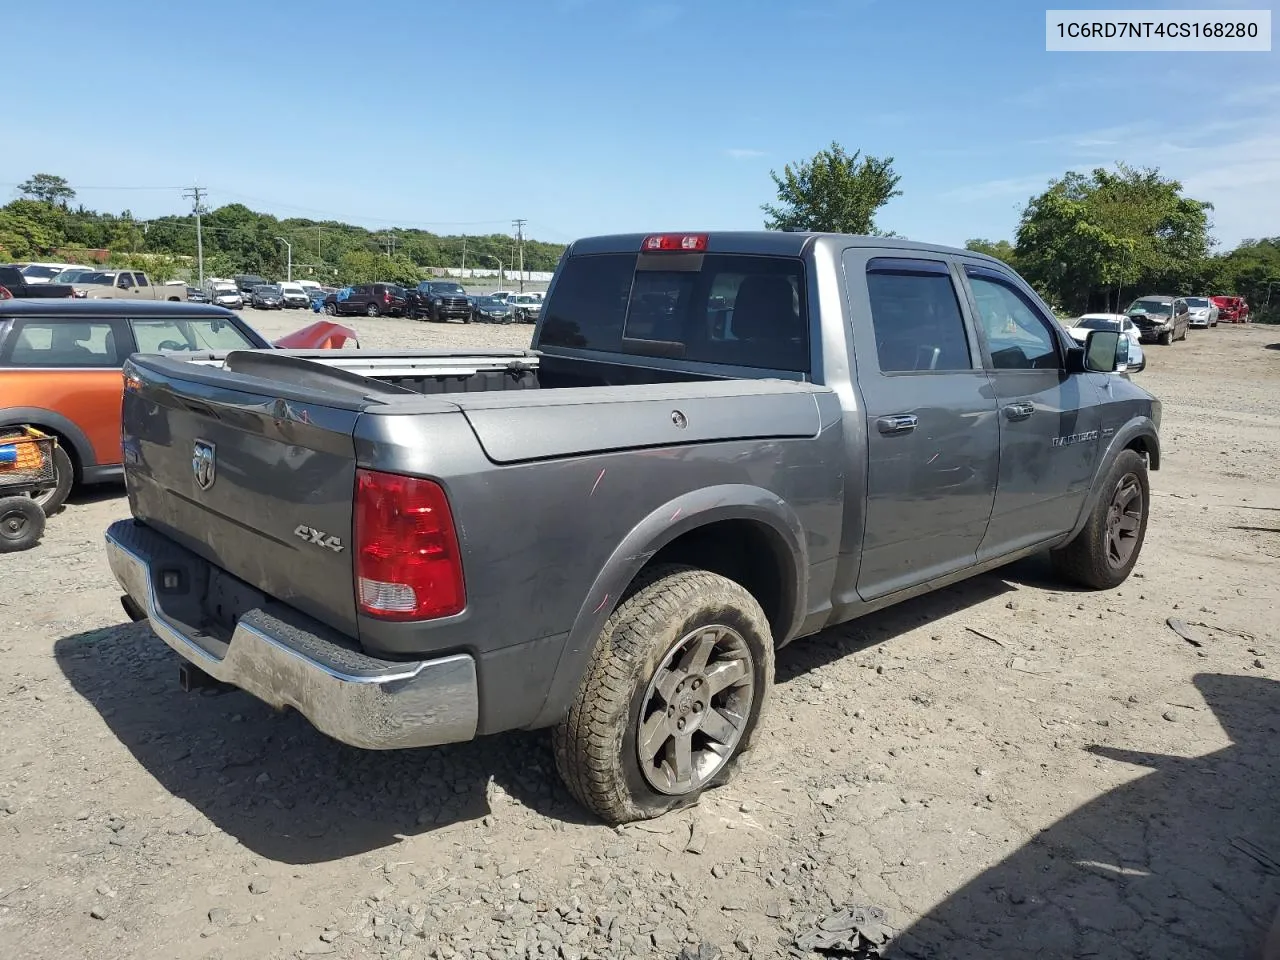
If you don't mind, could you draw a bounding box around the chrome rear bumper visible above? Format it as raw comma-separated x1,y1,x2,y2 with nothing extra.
104,520,478,750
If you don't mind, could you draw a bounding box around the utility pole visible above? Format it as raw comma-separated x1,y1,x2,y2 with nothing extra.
317,225,322,262
512,218,526,292
275,237,293,282
460,236,467,277
182,184,206,289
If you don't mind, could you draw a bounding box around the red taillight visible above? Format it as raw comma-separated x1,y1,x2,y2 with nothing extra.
641,233,708,252
354,469,465,621
383,291,391,302
0,285,11,299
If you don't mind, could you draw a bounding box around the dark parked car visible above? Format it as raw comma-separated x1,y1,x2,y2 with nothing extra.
472,295,514,323
186,286,209,303
322,283,407,318
105,230,1159,825
250,284,284,310
407,280,472,322
1125,295,1190,345
233,274,269,298
0,265,77,301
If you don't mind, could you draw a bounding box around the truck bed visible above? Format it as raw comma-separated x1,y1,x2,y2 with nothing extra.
120,347,835,664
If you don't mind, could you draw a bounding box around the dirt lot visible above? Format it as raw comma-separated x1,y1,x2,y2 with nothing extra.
1,310,1277,960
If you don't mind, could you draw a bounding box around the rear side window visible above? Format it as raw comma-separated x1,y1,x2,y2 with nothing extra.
135,273,149,287
1,320,121,367
541,253,809,372
865,260,971,373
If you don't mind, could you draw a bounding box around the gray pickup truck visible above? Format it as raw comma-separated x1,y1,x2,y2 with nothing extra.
105,231,1160,823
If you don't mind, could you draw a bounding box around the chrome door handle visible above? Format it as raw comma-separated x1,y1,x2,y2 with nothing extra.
1003,402,1035,421
876,414,918,435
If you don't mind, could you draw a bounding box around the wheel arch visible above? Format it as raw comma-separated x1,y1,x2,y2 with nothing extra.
1062,417,1159,544
0,407,93,482
528,484,808,729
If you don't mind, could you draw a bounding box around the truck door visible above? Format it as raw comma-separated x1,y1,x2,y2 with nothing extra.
959,263,1104,558
842,252,1000,601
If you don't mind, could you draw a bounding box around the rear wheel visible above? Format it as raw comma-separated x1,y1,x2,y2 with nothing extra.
1051,449,1149,589
324,303,337,316
31,444,73,516
366,303,380,317
553,565,774,824
0,497,44,553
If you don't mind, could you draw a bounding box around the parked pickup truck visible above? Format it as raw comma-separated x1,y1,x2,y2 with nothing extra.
72,270,187,302
104,231,1160,823
0,265,77,300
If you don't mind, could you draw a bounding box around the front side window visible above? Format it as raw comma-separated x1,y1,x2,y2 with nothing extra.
2,320,120,367
967,273,1060,370
130,318,257,353
116,273,132,289
864,260,971,373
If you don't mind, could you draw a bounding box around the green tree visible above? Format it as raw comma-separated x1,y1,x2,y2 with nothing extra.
965,239,1018,267
1212,237,1280,321
17,173,76,207
1014,165,1212,314
762,142,902,235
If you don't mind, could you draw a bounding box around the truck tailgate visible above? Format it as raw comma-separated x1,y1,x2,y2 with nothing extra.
121,354,382,637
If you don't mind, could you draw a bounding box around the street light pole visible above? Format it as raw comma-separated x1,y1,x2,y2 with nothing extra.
1265,279,1280,312
275,237,293,282
488,255,503,290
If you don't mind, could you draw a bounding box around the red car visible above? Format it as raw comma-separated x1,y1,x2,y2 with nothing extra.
1211,296,1250,323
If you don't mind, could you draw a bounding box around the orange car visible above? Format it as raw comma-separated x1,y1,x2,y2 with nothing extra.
0,299,356,514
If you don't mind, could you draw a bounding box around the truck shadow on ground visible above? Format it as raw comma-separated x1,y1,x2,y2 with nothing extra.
51,552,1101,866
54,622,592,866
885,672,1280,960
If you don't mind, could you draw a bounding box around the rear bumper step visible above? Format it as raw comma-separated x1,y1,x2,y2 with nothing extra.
104,520,479,750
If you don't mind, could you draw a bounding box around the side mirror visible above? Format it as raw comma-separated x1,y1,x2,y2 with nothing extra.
1084,329,1122,373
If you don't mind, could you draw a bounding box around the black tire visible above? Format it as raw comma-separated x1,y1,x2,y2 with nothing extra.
1051,449,1149,590
1158,330,1172,345
0,496,45,553
366,303,380,318
32,444,72,517
324,303,337,315
553,564,774,824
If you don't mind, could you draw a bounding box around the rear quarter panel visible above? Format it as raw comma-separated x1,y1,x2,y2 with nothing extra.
0,369,123,468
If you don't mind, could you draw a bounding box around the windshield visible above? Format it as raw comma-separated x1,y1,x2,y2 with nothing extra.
21,265,62,280
511,295,537,304
1075,318,1119,331
1128,299,1171,316
215,290,239,298
52,269,93,283
254,285,281,295
429,283,466,295
1184,297,1209,307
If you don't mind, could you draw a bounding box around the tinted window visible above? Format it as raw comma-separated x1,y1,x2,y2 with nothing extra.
2,320,120,367
116,273,133,288
21,266,60,280
131,318,256,352
968,274,1059,370
1128,298,1171,316
135,273,149,287
541,253,808,372
865,262,971,373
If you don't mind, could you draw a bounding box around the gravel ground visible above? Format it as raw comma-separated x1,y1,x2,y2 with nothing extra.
1,312,1277,960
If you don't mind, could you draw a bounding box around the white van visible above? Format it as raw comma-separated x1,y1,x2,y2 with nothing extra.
295,279,322,293
278,281,310,309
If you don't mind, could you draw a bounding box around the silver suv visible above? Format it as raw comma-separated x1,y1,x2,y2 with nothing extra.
1126,295,1190,345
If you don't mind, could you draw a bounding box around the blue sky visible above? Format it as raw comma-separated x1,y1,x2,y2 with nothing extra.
5,0,1277,249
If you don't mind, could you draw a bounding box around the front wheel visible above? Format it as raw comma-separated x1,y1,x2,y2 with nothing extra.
1158,330,1172,345
553,565,774,824
1051,449,1149,589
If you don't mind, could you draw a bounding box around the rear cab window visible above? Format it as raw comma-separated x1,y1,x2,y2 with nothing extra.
540,252,809,373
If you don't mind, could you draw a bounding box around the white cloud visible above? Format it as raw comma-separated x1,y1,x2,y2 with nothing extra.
939,173,1058,203
725,148,766,160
